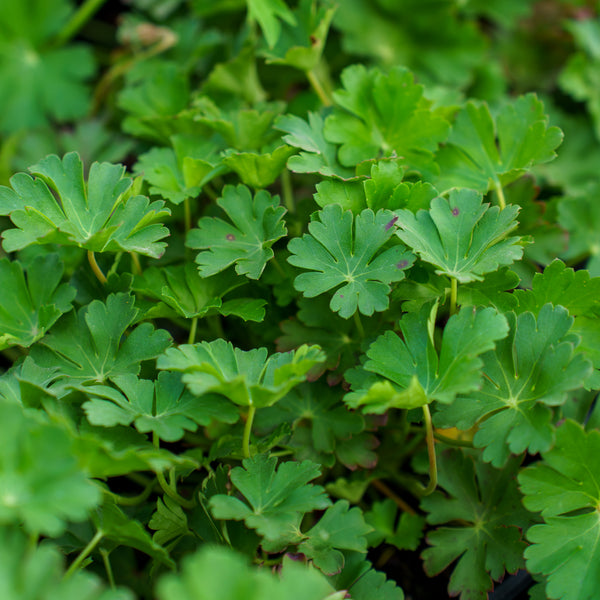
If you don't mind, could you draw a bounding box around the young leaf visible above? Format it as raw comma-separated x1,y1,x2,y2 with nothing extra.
421,450,530,600
222,145,296,189
30,293,172,393
157,338,324,408
345,303,508,411
365,499,425,551
435,305,593,467
247,0,296,48
395,188,523,283
0,254,75,350
0,399,100,536
275,112,354,178
186,184,287,279
82,371,239,442
149,495,190,547
519,420,600,600
324,65,450,171
298,500,372,575
435,94,563,193
209,454,330,545
0,152,171,257
287,204,415,318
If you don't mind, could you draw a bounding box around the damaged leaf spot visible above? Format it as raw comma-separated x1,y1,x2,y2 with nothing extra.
226,233,236,241
396,260,409,269
452,208,460,217
385,216,398,230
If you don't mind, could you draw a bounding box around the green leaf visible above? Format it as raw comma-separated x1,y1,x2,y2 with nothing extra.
187,184,287,279
313,179,366,213
149,495,190,547
435,305,593,466
324,65,449,171
395,188,523,283
0,399,100,536
0,152,170,257
345,303,508,411
275,112,354,178
421,450,529,600
435,94,563,193
518,420,600,600
365,499,425,551
157,338,324,408
261,0,336,72
93,500,174,567
222,145,296,189
287,204,415,318
0,526,133,600
247,0,296,48
256,381,365,467
298,500,372,575
209,454,330,545
157,545,336,600
0,254,75,350
133,263,246,320
30,293,172,393
82,371,239,442
0,0,95,133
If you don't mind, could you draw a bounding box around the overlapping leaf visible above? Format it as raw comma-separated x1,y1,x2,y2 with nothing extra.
30,293,172,393
365,499,425,551
157,545,337,600
209,454,330,546
435,305,592,466
395,188,523,283
82,371,239,442
287,204,415,318
275,112,354,178
421,450,530,600
298,500,372,575
0,254,75,350
157,338,324,408
519,420,600,600
0,0,96,133
187,184,287,279
345,303,508,411
0,152,170,257
0,526,133,600
323,65,449,170
435,94,563,193
0,400,100,536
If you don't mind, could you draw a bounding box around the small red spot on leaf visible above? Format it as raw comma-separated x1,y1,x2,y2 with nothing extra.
385,216,398,230
226,233,235,241
452,207,460,216
396,260,409,269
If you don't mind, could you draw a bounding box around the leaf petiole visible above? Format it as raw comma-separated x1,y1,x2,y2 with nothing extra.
495,182,506,210
420,404,438,496
64,529,104,579
88,250,107,285
243,405,257,458
449,277,458,316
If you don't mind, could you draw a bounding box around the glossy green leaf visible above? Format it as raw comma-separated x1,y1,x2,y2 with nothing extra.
157,338,324,408
187,184,287,279
287,204,415,318
395,188,523,283
0,152,170,257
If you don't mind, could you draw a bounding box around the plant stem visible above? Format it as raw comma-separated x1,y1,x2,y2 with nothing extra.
105,480,154,506
496,182,506,210
421,404,438,496
354,311,365,339
449,277,458,316
242,405,257,459
64,530,104,579
188,316,198,345
100,549,115,589
371,479,416,515
156,469,196,509
184,197,192,233
281,169,294,213
88,251,107,285
306,69,332,106
53,0,108,47
130,252,142,275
